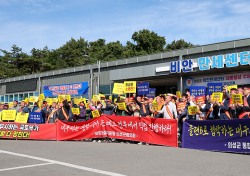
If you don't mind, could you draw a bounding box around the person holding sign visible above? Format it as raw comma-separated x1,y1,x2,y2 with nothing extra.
216,89,231,120
133,94,151,118
237,86,250,119
102,99,114,115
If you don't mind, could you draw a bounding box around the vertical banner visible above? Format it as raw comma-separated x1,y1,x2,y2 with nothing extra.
137,82,149,95
207,83,223,95
182,119,250,153
124,81,137,93
189,86,206,96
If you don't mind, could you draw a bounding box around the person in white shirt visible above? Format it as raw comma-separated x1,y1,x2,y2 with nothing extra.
157,95,178,120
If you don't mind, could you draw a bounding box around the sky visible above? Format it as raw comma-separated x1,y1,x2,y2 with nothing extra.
1,0,250,54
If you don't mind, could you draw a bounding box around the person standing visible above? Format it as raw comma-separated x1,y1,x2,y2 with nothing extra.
157,95,177,120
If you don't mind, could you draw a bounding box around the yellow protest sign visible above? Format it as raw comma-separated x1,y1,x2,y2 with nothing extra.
65,95,71,101
37,101,43,108
15,113,29,123
92,95,100,102
113,83,124,94
92,110,100,118
74,98,82,105
188,106,198,115
99,94,105,99
24,97,29,104
212,92,223,102
53,98,58,103
58,95,66,103
8,102,14,109
176,91,182,98
124,81,137,93
38,94,45,101
117,103,126,110
71,108,80,115
46,98,53,105
227,85,238,92
152,102,158,111
1,110,17,121
85,103,90,109
232,94,243,104
29,96,38,103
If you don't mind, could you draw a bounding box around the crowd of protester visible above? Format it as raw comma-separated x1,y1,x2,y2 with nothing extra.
0,85,249,144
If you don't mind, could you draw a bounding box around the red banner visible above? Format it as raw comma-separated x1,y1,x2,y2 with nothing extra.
57,115,178,147
0,123,56,140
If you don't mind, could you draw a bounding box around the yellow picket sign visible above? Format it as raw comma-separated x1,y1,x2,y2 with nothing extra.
37,100,43,108
24,97,29,104
117,103,126,110
188,106,198,115
176,91,182,98
15,113,29,123
52,98,58,103
71,108,80,115
232,94,243,104
29,96,38,103
124,81,137,93
112,83,124,94
92,110,100,118
65,95,71,101
1,110,17,121
212,92,223,102
46,98,53,105
85,103,90,109
38,94,45,101
8,102,14,109
92,95,100,102
74,98,82,105
58,95,66,103
99,94,105,99
227,85,238,92
152,102,158,111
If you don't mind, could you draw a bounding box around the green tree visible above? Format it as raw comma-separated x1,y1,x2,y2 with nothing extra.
165,39,195,51
131,29,166,54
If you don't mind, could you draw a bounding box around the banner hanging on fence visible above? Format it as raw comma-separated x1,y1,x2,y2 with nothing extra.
56,115,178,147
0,123,56,140
182,119,250,153
43,82,88,97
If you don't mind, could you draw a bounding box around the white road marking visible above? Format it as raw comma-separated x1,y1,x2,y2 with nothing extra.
0,163,53,172
0,150,126,176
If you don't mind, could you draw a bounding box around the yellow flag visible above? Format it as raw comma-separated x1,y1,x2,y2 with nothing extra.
74,98,82,105
92,95,100,102
38,94,45,101
65,95,71,101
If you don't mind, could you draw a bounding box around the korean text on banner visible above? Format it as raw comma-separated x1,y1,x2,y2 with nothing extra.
182,119,250,154
189,86,206,96
137,82,149,95
112,83,124,94
1,110,16,121
212,92,223,102
15,113,29,123
196,96,205,104
124,81,137,93
232,94,243,104
207,83,223,95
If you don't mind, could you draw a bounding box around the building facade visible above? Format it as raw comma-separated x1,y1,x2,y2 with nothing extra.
0,38,250,102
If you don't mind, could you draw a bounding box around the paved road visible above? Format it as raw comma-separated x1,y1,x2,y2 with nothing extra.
0,140,249,176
